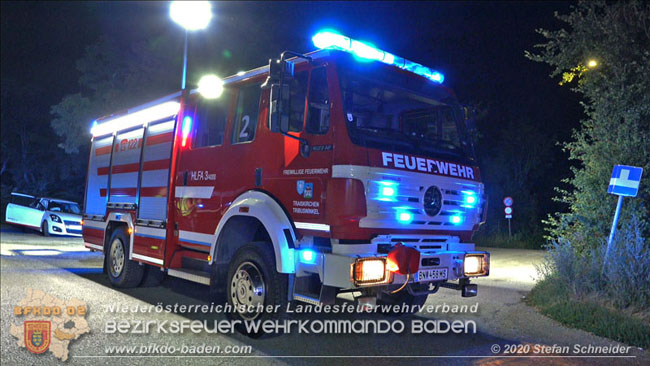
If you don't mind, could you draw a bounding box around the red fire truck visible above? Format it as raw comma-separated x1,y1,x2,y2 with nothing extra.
82,31,489,325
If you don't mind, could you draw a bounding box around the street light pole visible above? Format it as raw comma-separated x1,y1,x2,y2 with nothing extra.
181,30,188,90
169,1,212,91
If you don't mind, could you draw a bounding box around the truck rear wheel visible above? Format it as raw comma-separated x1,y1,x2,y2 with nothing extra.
140,264,165,287
226,242,287,337
106,227,143,288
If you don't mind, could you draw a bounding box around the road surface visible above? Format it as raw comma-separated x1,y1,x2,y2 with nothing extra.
1,225,647,365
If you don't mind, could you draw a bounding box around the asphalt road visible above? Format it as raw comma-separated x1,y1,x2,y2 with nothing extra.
1,225,648,365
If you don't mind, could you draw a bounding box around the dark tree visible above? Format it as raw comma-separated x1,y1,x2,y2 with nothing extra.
526,0,650,247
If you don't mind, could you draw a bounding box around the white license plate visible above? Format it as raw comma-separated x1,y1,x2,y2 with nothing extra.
67,225,82,230
415,268,448,282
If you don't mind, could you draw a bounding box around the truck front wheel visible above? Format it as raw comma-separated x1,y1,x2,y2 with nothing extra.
226,242,287,337
106,227,143,288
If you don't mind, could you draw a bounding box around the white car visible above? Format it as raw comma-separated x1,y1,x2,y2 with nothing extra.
5,192,83,237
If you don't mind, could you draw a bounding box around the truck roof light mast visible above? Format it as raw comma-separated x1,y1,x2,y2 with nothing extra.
312,30,444,84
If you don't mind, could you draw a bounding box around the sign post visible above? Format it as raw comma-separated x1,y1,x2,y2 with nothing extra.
604,165,643,267
503,197,513,239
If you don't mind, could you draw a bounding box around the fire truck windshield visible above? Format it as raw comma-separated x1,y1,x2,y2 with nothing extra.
339,61,474,163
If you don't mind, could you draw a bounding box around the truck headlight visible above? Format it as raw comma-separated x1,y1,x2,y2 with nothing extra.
464,253,489,276
351,258,391,286
50,215,62,223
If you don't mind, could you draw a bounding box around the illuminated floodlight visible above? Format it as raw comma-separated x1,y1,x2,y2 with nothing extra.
451,215,462,224
587,59,598,69
464,255,481,274
312,29,444,83
170,1,212,31
198,74,224,99
91,101,180,136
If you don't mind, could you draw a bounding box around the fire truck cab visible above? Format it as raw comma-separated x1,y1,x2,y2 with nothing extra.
83,31,489,324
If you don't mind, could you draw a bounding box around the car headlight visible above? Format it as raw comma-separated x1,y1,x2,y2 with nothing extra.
464,253,489,276
50,215,62,223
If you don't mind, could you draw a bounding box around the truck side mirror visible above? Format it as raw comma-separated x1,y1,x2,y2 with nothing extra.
267,58,294,134
461,105,477,132
269,83,291,134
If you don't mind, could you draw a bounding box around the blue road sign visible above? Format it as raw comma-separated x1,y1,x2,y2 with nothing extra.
608,165,643,197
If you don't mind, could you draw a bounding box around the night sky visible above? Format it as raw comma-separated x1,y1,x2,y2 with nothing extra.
2,1,581,119
1,1,584,231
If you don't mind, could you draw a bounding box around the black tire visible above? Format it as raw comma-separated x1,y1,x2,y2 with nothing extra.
377,289,428,316
140,264,165,287
41,221,50,237
226,242,288,338
209,260,227,304
106,227,144,288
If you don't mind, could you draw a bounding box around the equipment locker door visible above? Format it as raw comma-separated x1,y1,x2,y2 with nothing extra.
132,118,176,265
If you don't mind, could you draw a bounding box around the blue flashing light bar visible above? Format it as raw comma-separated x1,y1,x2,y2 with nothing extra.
312,30,444,84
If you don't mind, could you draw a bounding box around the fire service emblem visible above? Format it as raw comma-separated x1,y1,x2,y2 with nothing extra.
24,321,51,354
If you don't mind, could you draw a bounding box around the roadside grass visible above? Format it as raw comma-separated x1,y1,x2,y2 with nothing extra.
527,276,650,349
474,231,543,249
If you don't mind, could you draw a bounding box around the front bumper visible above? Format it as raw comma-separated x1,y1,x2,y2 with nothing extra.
295,236,489,293
313,250,489,290
48,221,83,237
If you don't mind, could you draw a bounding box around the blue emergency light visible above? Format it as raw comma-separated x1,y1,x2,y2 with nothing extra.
312,30,444,84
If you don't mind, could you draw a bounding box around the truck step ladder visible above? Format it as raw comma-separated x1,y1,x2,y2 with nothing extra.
166,250,211,285
167,268,210,285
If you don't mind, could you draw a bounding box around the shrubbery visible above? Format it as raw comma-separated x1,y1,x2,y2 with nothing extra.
537,215,650,311
530,215,650,347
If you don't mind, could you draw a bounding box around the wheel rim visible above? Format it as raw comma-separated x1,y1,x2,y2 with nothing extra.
230,261,265,320
109,238,125,278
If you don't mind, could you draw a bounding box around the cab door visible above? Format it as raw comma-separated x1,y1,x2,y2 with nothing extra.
280,65,333,229
173,91,233,252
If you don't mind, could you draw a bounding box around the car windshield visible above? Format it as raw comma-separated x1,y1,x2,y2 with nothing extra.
339,59,474,163
49,201,81,215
